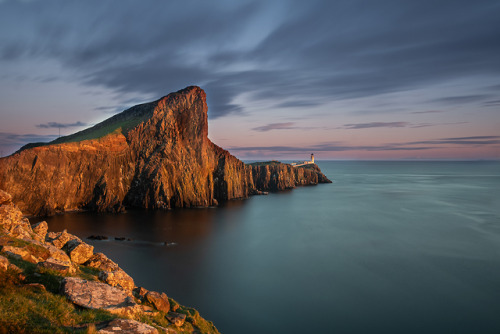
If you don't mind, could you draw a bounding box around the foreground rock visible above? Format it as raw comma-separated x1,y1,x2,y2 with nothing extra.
84,252,120,272
166,312,187,327
97,319,159,334
46,230,81,249
63,239,94,264
145,291,170,313
32,221,48,241
0,190,221,333
61,277,141,316
0,254,8,271
38,257,75,274
99,269,135,291
0,86,331,216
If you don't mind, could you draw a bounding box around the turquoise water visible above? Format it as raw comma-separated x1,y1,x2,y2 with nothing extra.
45,161,500,333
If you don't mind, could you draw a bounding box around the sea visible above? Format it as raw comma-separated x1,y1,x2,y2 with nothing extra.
43,161,500,334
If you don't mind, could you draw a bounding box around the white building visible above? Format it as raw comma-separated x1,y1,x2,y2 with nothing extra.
291,153,315,167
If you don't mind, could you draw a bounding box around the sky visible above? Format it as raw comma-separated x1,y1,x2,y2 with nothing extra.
0,0,499,160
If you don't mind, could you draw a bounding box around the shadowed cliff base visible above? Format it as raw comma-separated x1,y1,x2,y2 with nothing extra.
0,86,331,216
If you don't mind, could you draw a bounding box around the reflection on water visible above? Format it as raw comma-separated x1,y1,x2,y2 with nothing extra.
44,161,500,334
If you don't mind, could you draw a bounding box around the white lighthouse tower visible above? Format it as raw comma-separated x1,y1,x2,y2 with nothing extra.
310,153,315,163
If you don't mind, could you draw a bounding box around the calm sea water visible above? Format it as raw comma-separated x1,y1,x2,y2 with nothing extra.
44,161,500,334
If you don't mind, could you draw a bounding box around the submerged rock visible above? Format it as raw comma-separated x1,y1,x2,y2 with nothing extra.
87,235,108,240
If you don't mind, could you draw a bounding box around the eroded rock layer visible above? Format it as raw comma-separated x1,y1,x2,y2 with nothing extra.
0,86,330,216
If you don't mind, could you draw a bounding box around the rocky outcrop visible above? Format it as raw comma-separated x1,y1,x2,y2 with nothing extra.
0,87,330,216
0,254,8,271
63,239,94,264
61,277,141,316
166,312,187,327
0,190,220,333
84,252,120,272
32,221,48,242
99,269,135,291
250,162,332,192
145,291,170,313
46,230,81,249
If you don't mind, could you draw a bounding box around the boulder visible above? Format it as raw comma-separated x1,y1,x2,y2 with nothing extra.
166,312,186,327
8,263,22,274
63,239,94,264
0,189,12,205
46,230,81,249
145,291,170,313
61,277,141,316
1,245,40,263
0,203,34,239
84,252,120,272
32,221,48,241
9,220,35,240
98,269,135,291
42,243,72,263
0,254,8,271
38,257,75,274
169,298,180,312
133,286,149,301
97,319,158,334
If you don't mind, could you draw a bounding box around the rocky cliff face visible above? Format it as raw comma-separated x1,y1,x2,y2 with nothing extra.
0,86,330,216
250,162,331,192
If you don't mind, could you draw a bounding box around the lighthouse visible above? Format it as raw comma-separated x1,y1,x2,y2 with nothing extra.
311,153,314,163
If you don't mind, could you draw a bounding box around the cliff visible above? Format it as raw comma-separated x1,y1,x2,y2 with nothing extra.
0,86,330,216
0,189,219,333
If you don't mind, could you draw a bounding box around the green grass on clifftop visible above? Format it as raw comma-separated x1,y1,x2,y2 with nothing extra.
17,100,157,153
247,160,284,167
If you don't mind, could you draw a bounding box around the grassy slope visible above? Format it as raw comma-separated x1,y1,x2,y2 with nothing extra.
51,100,157,144
17,100,158,153
247,160,284,167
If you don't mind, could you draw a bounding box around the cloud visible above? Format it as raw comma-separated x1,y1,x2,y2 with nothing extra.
395,136,500,146
442,136,500,140
483,100,500,107
229,144,433,153
1,0,499,118
36,121,88,129
411,110,446,114
228,135,500,155
342,122,409,129
430,94,493,104
274,100,323,108
93,105,129,114
0,132,58,156
252,122,296,132
340,121,467,129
